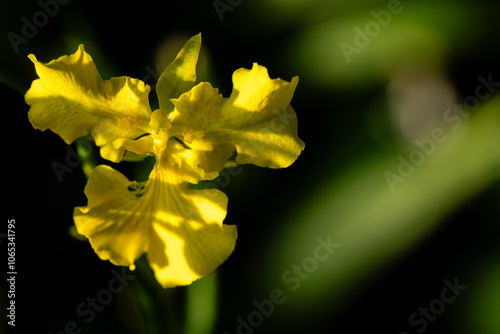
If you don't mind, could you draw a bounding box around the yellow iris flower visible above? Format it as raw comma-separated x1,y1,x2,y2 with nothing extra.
25,34,304,288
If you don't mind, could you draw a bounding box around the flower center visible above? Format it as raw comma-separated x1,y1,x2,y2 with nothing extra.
149,109,173,163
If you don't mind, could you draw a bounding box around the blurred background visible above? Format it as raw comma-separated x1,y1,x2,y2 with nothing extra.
2,0,500,333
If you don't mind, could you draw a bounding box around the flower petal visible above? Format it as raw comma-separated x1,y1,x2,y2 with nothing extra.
170,64,305,168
113,136,153,156
168,139,233,183
74,142,237,287
73,165,152,269
156,33,201,114
25,45,152,162
146,169,237,287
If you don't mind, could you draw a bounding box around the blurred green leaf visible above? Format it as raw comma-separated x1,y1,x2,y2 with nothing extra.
263,94,500,320
289,1,475,88
468,258,500,333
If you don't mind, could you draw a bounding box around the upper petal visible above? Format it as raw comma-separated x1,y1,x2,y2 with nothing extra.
170,64,305,168
25,45,152,162
228,63,298,117
156,34,201,114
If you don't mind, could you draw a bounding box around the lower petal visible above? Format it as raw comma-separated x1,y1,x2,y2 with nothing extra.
74,165,152,269
146,174,237,288
74,160,238,288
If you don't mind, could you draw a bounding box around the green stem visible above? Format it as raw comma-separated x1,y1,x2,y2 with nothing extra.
130,256,186,334
184,272,218,334
130,274,161,334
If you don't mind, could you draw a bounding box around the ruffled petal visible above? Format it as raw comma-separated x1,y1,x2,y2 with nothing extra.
73,165,152,269
25,45,152,162
146,163,237,288
74,141,237,287
170,64,305,168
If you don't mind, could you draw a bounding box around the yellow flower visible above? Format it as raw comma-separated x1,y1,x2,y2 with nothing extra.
25,34,304,287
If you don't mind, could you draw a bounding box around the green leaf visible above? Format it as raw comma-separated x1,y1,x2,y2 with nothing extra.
156,33,201,114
